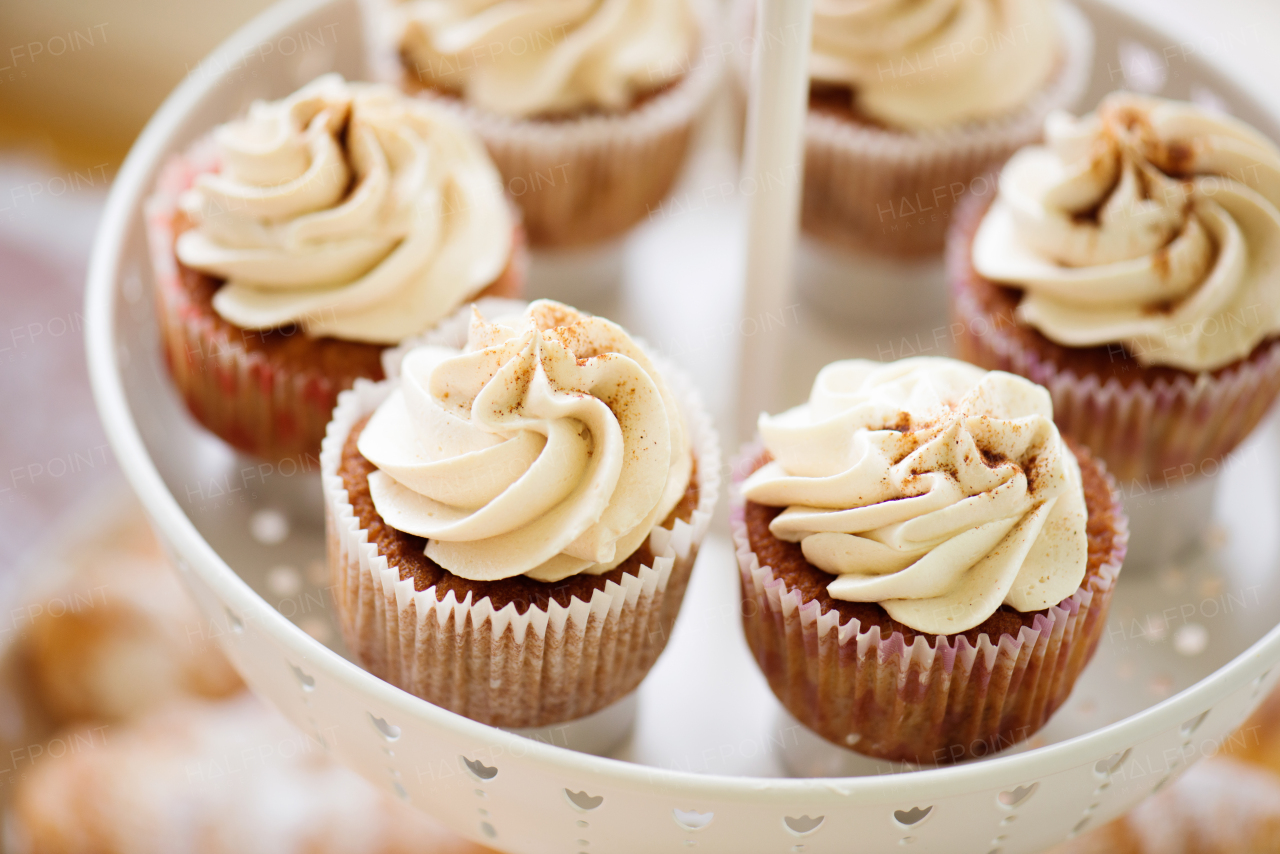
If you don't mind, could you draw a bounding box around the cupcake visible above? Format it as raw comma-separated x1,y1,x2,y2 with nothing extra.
734,357,1126,764
323,299,718,728
145,73,526,461
950,91,1280,489
741,0,1094,260
372,0,721,248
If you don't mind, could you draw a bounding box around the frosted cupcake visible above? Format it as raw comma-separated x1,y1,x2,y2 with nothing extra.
323,299,718,728
791,0,1093,258
146,74,525,461
734,357,1126,763
950,92,1280,488
373,0,721,248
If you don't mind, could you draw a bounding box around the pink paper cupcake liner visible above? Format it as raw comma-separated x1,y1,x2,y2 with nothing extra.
732,441,1127,765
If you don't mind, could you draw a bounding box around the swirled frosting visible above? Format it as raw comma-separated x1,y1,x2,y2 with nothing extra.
357,300,693,582
810,0,1060,130
396,0,697,117
742,358,1087,635
974,92,1280,371
176,73,513,345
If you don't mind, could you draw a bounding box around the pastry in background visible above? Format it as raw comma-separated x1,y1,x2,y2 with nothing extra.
7,694,496,854
1048,757,1280,854
1225,683,1280,772
23,523,240,723
1050,685,1280,853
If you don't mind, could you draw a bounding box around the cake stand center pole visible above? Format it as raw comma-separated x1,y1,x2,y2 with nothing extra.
736,0,814,443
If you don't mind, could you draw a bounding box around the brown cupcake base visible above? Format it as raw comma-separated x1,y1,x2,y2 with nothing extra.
145,152,526,462
734,439,1127,764
947,190,1280,486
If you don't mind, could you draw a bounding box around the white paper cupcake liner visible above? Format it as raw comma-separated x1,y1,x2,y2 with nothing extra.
947,191,1280,488
322,314,720,728
367,0,724,248
731,440,1127,765
732,0,1093,259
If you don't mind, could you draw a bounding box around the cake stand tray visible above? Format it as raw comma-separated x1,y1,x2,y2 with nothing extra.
85,0,1280,851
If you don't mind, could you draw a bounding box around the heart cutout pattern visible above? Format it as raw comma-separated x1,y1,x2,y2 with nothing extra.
368,713,401,741
1094,749,1130,776
289,664,315,691
1180,711,1209,738
893,806,932,827
784,815,825,835
673,809,714,832
565,790,604,811
998,782,1038,808
462,756,498,780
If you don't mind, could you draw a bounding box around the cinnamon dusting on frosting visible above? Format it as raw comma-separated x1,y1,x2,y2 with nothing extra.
973,91,1280,371
743,357,1087,634
357,300,691,582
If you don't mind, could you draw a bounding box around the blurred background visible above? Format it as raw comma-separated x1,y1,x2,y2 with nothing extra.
2,1,1280,852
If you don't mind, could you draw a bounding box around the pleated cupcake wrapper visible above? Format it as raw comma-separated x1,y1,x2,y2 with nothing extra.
731,0,1093,259
321,340,720,728
367,0,723,248
145,146,349,461
731,441,1126,765
947,190,1280,487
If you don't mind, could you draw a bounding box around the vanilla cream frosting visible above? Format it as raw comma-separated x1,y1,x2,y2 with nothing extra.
973,92,1280,372
810,0,1060,130
357,300,692,582
743,358,1087,635
176,74,513,345
396,0,697,117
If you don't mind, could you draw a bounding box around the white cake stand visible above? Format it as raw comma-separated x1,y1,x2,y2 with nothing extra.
86,0,1280,852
